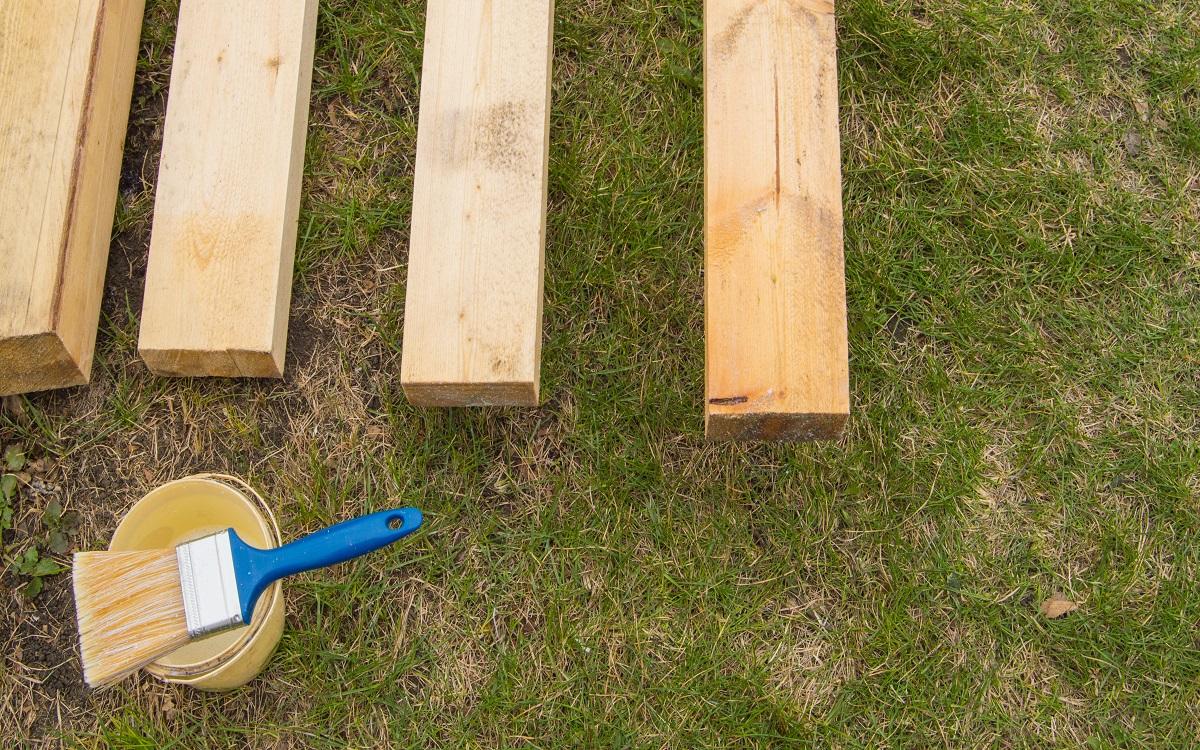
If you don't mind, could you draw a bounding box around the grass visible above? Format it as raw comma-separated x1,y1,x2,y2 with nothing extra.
2,0,1198,746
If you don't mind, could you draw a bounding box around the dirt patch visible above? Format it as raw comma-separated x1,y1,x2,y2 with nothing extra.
0,452,88,740
106,78,169,325
0,571,86,738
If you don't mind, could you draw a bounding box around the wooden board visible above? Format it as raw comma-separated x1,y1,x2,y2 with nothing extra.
400,0,554,406
0,0,146,397
138,0,318,377
704,0,849,440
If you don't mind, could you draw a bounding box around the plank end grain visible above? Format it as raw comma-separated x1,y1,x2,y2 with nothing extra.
0,333,89,398
402,381,540,408
0,0,146,396
706,409,847,442
704,0,850,441
140,347,284,379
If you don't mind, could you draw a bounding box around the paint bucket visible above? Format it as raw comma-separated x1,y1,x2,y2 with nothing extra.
107,474,285,691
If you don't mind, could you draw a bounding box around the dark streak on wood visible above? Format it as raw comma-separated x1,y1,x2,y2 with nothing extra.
773,60,781,212
709,395,749,405
50,0,108,329
786,0,835,16
712,3,754,59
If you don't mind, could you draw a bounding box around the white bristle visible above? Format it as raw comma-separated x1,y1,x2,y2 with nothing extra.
73,549,192,687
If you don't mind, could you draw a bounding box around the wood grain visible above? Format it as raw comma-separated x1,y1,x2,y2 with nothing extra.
0,0,146,396
400,0,555,406
704,0,849,440
138,0,318,378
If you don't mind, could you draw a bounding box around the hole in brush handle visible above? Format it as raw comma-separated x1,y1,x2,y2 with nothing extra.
384,507,423,538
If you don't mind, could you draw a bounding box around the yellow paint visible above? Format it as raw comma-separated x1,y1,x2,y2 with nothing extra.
108,475,284,691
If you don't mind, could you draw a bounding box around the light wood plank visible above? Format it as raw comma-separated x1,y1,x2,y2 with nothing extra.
138,0,318,377
0,0,146,396
401,0,554,406
705,0,849,440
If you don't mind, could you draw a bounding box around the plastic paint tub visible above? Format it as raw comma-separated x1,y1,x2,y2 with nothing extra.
107,474,285,691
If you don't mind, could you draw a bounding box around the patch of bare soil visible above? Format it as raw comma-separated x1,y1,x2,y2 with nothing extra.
1,570,85,738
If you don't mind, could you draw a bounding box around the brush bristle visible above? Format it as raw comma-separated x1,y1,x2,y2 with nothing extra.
73,549,192,687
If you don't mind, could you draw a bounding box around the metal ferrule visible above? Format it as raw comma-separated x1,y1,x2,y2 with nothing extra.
176,530,244,638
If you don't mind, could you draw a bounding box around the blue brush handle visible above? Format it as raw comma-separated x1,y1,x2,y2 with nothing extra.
227,507,422,624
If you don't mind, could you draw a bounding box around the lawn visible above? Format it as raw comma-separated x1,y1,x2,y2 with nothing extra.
2,0,1199,747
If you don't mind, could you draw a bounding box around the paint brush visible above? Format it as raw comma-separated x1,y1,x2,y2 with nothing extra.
73,507,422,687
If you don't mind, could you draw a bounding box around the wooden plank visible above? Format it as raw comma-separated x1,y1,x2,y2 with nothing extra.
400,0,554,406
138,0,318,377
0,0,146,397
704,0,849,440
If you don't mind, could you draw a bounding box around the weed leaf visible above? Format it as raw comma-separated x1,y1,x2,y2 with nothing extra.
4,445,25,471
